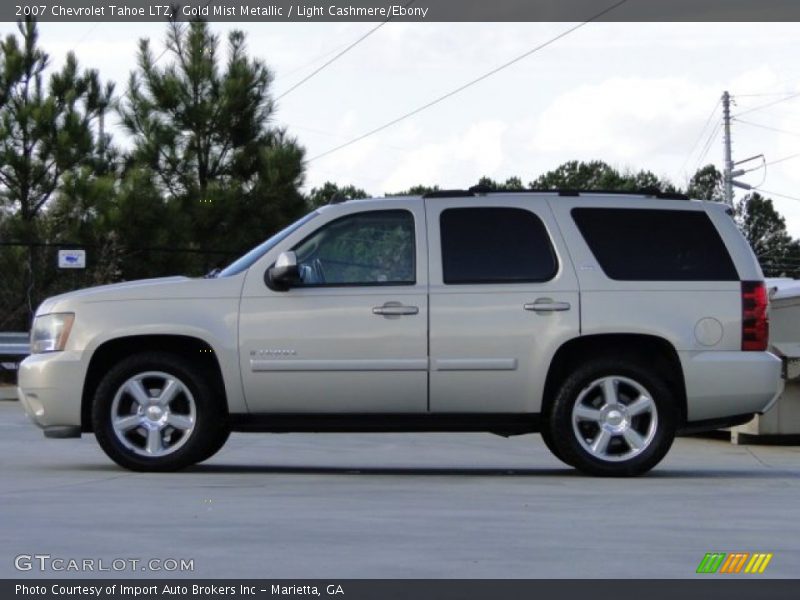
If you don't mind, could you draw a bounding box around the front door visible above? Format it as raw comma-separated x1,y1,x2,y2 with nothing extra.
239,200,428,413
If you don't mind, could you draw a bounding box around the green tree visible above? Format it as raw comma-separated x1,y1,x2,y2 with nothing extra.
475,176,525,191
386,184,440,196
530,160,676,193
0,18,114,326
736,192,800,277
687,164,724,201
307,181,369,209
118,20,307,270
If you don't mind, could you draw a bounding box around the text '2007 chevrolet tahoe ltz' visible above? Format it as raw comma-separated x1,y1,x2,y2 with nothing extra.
18,189,783,476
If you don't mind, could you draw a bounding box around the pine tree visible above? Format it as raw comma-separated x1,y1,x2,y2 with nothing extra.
118,20,307,269
0,18,113,326
307,181,369,208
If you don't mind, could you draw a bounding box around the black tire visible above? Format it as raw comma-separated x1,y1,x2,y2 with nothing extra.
196,426,231,464
540,424,573,467
92,352,227,472
548,357,677,477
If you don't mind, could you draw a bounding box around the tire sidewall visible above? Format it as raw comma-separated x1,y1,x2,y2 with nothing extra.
92,352,220,471
550,359,677,476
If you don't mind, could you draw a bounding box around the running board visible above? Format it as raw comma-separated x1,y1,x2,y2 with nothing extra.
229,413,541,436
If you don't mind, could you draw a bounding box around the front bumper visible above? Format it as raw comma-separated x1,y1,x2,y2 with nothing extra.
17,351,85,435
682,350,783,422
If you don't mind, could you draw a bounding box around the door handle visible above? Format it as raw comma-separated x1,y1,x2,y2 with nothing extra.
373,303,419,316
524,299,571,312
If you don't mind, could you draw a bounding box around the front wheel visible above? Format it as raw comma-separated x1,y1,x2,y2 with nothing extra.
548,358,677,477
92,352,227,471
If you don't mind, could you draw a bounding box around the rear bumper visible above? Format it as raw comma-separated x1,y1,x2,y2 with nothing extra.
17,351,84,432
681,350,783,422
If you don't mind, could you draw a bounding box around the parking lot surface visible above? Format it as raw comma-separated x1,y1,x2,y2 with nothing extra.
1,400,799,579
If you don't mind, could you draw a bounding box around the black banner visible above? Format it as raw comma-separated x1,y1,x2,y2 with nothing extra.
5,580,800,600
4,0,800,23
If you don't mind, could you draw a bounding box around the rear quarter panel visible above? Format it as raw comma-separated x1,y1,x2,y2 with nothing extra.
548,196,780,421
548,197,744,352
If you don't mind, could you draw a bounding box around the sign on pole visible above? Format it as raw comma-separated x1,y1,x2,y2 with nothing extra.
57,249,86,269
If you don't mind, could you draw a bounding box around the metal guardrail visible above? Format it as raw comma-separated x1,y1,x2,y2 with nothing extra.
0,332,30,363
0,332,31,400
1,333,29,398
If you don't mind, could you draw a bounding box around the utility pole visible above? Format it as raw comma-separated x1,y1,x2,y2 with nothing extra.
721,90,761,203
722,91,734,206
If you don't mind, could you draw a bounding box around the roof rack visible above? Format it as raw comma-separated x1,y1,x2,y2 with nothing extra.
422,189,476,198
422,187,689,201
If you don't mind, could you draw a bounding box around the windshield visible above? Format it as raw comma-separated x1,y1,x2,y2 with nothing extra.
216,211,319,277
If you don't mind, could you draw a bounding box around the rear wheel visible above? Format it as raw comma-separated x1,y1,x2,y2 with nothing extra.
92,352,228,471
548,358,677,476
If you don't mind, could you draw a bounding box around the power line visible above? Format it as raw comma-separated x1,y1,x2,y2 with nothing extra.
680,99,720,175
754,188,800,202
276,40,360,82
764,151,800,168
693,120,723,173
275,21,387,101
734,117,800,138
275,2,416,101
736,92,799,98
307,0,631,163
74,23,100,50
735,91,800,117
290,123,411,152
730,117,800,168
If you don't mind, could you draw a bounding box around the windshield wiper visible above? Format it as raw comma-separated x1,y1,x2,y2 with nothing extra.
204,268,221,279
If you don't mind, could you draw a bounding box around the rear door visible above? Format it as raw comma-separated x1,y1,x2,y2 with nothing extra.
425,196,580,413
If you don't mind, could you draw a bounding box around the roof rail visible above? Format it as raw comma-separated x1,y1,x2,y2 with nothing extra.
422,189,476,198
460,186,689,201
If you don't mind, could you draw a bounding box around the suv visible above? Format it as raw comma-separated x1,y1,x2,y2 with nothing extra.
18,190,782,476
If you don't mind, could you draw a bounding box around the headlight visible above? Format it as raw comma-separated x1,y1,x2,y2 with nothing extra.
30,313,75,354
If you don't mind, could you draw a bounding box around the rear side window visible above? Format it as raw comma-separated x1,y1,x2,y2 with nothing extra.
572,208,738,281
440,207,558,284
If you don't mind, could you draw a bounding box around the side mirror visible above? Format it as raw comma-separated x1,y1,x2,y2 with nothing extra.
266,251,301,291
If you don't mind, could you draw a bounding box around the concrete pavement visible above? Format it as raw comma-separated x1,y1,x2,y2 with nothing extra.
1,401,798,579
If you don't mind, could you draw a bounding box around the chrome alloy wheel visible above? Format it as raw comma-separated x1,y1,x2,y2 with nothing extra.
571,376,658,462
110,371,196,457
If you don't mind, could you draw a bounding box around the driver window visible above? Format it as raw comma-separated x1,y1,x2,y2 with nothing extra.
292,210,415,286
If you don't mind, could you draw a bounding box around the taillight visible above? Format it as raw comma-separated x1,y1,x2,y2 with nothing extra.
741,281,769,351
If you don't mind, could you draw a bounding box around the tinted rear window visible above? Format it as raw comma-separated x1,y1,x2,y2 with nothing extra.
440,207,557,284
572,208,738,281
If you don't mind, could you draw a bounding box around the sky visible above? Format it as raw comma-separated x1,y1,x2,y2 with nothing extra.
3,20,800,236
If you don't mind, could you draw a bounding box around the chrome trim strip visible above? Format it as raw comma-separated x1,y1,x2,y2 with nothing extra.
251,359,429,372
433,358,518,371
